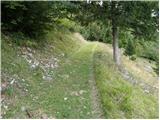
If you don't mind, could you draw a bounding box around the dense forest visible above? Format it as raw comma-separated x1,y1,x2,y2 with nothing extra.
1,1,159,119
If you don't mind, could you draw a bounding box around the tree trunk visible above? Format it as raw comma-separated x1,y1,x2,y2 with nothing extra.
112,25,120,65
111,1,121,66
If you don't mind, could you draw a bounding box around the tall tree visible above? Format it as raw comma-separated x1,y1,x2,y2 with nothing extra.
70,1,158,65
1,1,66,37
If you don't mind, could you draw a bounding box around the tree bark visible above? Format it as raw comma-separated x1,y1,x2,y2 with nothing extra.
112,24,120,65
111,1,121,66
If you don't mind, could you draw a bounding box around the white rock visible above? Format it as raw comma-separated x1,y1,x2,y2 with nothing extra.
51,64,55,68
31,64,36,68
24,89,28,92
27,47,32,52
3,111,6,115
79,90,86,95
34,61,39,66
27,59,32,64
3,105,8,109
43,75,52,81
61,53,64,57
64,97,68,101
46,64,50,68
54,64,58,68
28,53,33,57
144,89,149,93
71,91,79,96
21,106,26,112
10,79,15,84
153,86,158,89
42,75,46,79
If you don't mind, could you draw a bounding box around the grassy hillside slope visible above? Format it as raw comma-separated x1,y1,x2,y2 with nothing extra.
1,30,85,118
93,44,158,118
1,30,159,119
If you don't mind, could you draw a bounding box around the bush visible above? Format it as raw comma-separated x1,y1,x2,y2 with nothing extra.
125,39,136,56
136,40,159,62
2,32,39,48
130,55,137,61
58,18,83,32
1,1,58,38
119,31,133,48
80,21,112,43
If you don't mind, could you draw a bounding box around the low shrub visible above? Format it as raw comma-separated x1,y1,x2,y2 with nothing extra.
125,39,136,56
130,55,137,61
80,21,112,43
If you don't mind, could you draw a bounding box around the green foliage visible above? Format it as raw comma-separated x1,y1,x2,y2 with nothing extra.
2,1,158,44
130,55,137,61
136,40,159,74
125,39,136,56
142,42,158,61
57,18,83,32
80,22,112,43
135,40,158,61
119,31,132,48
5,86,14,96
1,1,59,38
2,32,39,48
75,1,158,39
70,1,158,65
81,22,101,41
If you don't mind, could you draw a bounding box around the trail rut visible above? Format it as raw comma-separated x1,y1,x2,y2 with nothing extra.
89,43,104,118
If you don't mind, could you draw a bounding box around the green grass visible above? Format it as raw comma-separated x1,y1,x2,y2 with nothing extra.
1,31,159,119
1,32,98,118
93,44,158,118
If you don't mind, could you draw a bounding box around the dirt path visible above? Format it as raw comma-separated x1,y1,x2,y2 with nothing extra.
89,43,104,118
70,42,105,118
70,33,105,118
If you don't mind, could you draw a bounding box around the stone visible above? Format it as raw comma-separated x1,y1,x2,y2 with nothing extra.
42,75,52,81
31,64,36,68
21,106,26,112
61,53,65,57
79,90,86,95
64,97,68,101
71,91,79,96
34,61,39,66
3,105,8,109
10,79,15,84
144,89,149,93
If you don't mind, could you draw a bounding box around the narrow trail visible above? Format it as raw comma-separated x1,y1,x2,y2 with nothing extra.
88,43,104,118
70,42,104,118
57,41,105,118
